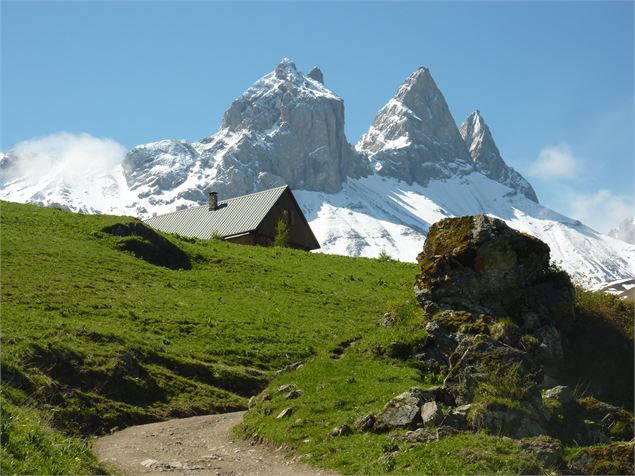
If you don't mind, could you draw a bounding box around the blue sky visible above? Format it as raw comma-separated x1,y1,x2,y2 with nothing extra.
2,1,633,231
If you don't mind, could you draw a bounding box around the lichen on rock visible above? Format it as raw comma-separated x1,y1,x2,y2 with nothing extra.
415,215,575,333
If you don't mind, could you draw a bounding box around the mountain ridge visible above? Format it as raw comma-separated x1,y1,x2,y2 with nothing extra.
1,59,633,288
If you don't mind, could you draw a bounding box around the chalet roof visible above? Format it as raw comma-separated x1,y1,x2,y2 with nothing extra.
144,185,289,239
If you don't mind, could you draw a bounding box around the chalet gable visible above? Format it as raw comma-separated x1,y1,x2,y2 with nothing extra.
144,186,320,251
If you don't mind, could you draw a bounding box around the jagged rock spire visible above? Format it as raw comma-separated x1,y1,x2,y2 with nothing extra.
357,67,472,185
460,110,538,202
308,67,324,84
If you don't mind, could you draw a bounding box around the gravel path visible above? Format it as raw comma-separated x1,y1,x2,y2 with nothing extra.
93,411,336,476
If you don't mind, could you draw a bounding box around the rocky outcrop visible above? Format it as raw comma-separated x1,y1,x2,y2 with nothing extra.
357,67,473,185
459,110,538,202
517,435,564,469
376,387,433,429
358,215,632,470
209,59,367,194
414,215,575,334
567,440,635,475
123,140,198,195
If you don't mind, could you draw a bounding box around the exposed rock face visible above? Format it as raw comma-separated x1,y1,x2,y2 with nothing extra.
357,67,473,185
120,58,368,208
210,59,366,193
415,215,575,333
386,214,634,454
543,385,573,405
123,140,197,195
459,110,538,202
420,401,442,427
517,435,564,468
307,67,324,84
376,388,428,428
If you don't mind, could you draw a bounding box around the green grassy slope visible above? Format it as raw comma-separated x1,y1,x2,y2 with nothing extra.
2,201,632,475
1,398,105,475
0,200,416,473
239,300,544,475
239,281,634,475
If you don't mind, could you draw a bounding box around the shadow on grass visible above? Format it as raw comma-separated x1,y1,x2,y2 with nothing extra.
102,222,191,270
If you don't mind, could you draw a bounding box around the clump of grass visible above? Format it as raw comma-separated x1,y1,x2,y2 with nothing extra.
575,286,633,340
475,361,536,402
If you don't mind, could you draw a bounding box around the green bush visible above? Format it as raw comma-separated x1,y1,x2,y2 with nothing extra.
273,218,289,247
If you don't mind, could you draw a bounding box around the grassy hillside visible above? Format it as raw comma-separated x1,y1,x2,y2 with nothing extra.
0,200,416,473
2,200,632,475
239,289,633,475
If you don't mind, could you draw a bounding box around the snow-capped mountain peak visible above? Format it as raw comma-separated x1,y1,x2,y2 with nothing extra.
2,60,633,288
459,110,538,202
357,66,473,186
120,59,368,210
393,66,442,113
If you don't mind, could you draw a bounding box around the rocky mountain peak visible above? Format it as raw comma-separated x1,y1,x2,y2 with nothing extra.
394,66,437,108
121,60,368,203
219,59,341,134
460,110,538,202
274,57,299,79
460,110,492,153
308,66,324,84
357,67,472,185
460,110,484,141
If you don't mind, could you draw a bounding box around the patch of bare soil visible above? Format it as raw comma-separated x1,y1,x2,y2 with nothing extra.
94,411,337,476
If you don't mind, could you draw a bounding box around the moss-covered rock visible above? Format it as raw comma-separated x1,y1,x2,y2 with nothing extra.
517,435,564,469
415,215,575,333
568,440,635,475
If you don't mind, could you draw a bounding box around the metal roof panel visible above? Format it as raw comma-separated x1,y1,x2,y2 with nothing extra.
144,185,288,239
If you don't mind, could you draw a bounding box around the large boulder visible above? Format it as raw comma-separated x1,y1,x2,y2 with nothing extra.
415,215,575,333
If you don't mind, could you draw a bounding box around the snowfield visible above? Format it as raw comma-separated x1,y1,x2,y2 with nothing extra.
296,173,635,289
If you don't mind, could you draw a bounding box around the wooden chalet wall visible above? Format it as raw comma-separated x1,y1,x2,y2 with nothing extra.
255,188,320,251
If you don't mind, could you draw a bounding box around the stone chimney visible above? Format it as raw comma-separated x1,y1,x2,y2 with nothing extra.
208,191,218,211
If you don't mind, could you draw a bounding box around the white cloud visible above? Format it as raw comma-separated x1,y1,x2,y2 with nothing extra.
3,132,126,184
565,189,633,233
529,143,581,180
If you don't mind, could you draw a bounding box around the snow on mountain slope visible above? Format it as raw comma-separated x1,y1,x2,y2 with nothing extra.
0,134,130,214
296,173,635,288
459,110,538,202
1,60,633,288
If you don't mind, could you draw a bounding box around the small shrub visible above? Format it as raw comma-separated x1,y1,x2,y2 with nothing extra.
377,249,395,262
274,219,289,248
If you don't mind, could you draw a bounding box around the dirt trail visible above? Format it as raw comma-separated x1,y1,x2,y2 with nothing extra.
94,411,336,476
